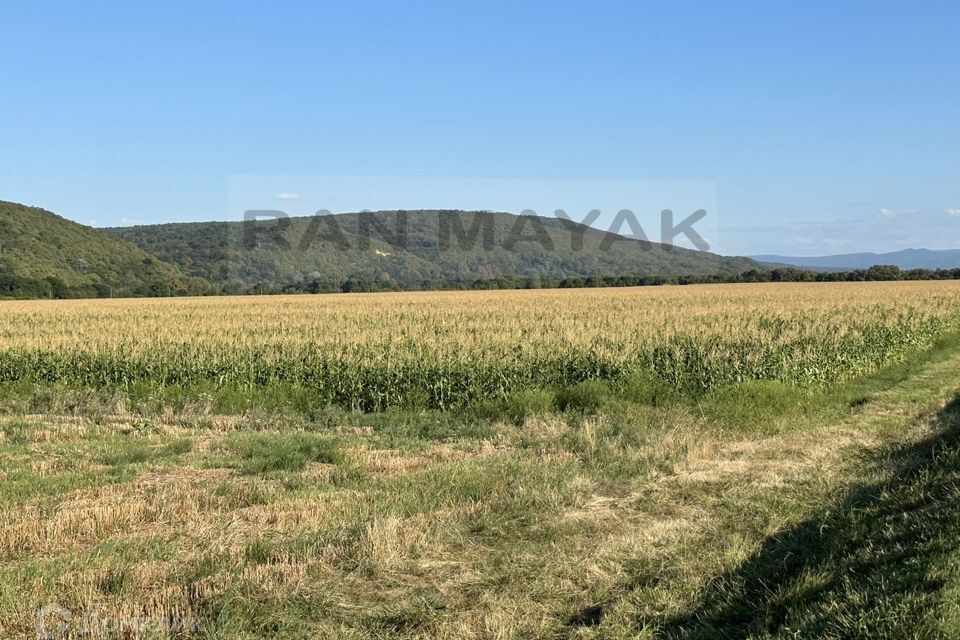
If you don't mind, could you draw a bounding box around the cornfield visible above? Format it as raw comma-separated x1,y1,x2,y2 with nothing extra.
1,281,959,410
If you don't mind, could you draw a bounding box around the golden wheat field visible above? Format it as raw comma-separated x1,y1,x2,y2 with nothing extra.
4,281,960,352
1,282,959,410
4,282,960,638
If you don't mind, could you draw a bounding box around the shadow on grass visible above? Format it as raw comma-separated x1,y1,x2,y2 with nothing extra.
659,395,960,639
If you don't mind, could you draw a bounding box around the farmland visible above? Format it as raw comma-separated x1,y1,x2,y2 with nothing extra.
2,282,959,410
3,282,960,638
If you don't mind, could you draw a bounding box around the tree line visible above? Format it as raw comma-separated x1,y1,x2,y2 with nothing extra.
178,264,960,295
2,264,957,300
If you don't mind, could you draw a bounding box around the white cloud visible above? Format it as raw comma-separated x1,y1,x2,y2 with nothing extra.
120,216,144,225
947,208,960,217
877,207,918,218
275,192,303,201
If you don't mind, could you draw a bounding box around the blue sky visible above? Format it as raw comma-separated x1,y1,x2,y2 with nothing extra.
1,1,957,255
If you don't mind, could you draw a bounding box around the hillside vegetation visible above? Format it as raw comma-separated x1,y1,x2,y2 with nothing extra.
0,200,199,298
107,210,759,293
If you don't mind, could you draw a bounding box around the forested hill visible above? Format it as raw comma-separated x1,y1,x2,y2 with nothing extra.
107,210,759,293
0,200,200,298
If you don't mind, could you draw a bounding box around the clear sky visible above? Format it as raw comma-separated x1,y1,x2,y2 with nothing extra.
1,1,957,255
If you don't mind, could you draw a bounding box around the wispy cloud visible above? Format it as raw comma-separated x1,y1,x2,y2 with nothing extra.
947,208,960,217
275,192,303,201
877,207,918,219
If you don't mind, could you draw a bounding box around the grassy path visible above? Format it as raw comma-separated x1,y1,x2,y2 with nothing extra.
658,339,960,638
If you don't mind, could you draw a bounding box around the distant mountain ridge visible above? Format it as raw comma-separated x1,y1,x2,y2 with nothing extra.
752,248,960,271
0,200,199,298
108,210,760,293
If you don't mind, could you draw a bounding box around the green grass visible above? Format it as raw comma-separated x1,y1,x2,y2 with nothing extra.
97,437,193,467
217,432,341,475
